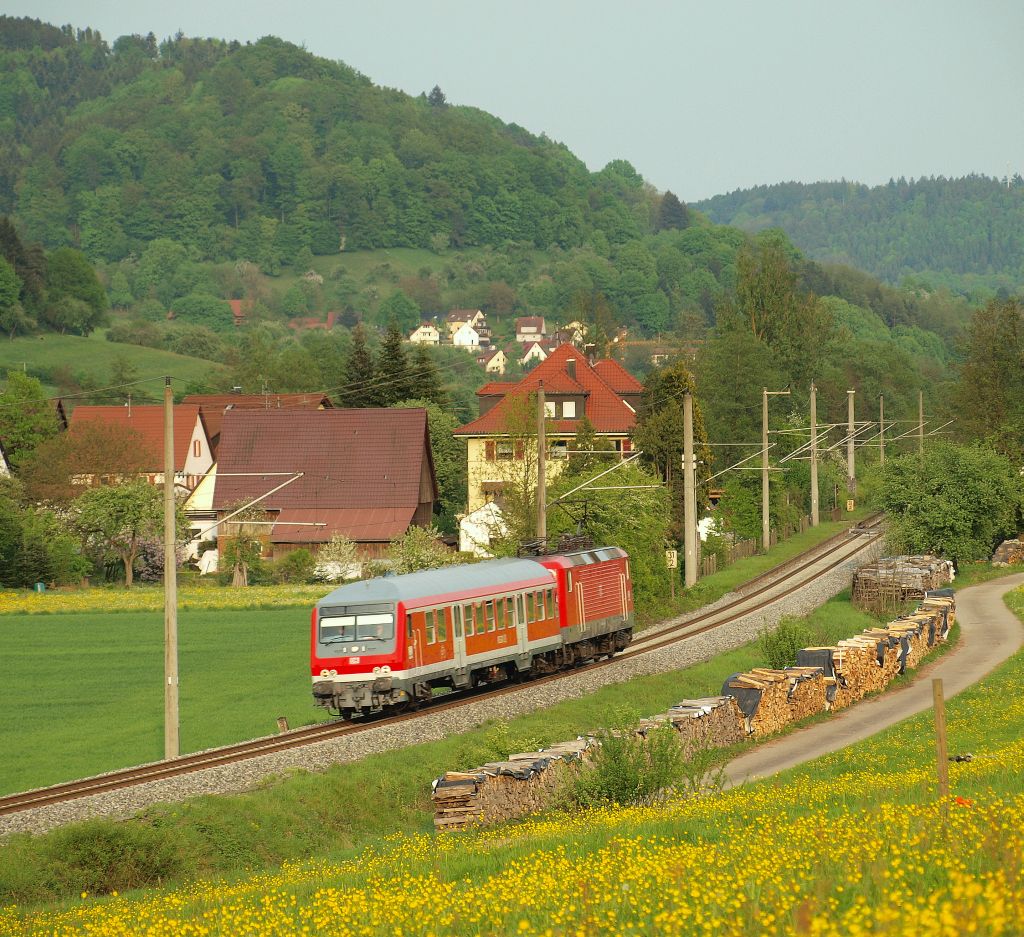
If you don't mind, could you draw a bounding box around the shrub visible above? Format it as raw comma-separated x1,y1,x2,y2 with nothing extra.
39,819,183,896
566,720,685,809
758,615,813,669
273,548,316,584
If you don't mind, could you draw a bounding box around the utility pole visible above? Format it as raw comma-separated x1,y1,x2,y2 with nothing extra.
762,386,790,553
918,390,925,457
163,377,179,760
847,390,856,496
535,382,546,544
683,393,697,587
879,394,885,466
810,382,819,527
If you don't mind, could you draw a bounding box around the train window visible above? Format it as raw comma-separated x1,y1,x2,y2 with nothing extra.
505,596,514,627
406,614,413,638
495,600,505,630
546,588,556,617
463,604,474,636
517,594,526,626
535,590,545,620
525,593,536,623
453,605,462,638
567,571,573,592
482,601,493,632
425,610,436,645
438,610,448,643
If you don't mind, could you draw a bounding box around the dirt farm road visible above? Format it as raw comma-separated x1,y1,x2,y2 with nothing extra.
723,573,1024,786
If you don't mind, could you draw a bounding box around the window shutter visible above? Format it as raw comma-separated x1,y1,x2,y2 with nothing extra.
514,442,525,460
485,440,496,461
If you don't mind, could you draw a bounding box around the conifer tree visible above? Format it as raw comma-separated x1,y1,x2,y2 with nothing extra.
409,343,448,408
654,191,689,232
377,320,418,405
338,322,382,408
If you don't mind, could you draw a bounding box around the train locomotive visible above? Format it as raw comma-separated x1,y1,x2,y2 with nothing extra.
311,547,634,718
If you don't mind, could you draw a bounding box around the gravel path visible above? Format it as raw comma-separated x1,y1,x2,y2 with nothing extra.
1,535,884,837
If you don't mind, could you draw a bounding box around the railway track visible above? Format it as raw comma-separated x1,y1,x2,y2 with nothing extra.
0,515,883,819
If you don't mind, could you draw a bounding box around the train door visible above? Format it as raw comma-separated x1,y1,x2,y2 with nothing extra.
515,592,528,653
451,605,467,670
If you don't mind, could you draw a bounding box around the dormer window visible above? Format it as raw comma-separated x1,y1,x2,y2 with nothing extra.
562,401,576,418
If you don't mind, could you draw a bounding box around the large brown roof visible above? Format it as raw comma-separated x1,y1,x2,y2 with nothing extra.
183,393,332,449
213,409,436,541
68,405,204,472
456,344,638,436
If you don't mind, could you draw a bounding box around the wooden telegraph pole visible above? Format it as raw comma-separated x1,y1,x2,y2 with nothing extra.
809,382,819,527
846,389,856,496
918,390,925,457
879,394,885,466
683,393,697,588
762,386,790,553
535,382,546,545
163,377,179,760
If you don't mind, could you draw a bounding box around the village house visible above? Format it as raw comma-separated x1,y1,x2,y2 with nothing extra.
451,320,482,351
517,338,557,366
182,392,333,459
454,344,643,513
408,322,441,345
68,405,214,492
514,316,547,342
445,309,486,334
476,348,507,375
210,408,437,560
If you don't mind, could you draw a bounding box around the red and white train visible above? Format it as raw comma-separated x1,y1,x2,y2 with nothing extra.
311,547,634,717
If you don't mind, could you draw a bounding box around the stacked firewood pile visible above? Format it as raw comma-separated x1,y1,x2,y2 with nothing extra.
853,555,954,609
432,738,595,830
993,539,1024,567
433,591,955,831
637,696,746,752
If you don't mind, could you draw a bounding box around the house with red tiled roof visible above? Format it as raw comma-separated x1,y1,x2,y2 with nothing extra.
210,408,437,559
68,405,214,492
182,393,333,458
454,344,642,512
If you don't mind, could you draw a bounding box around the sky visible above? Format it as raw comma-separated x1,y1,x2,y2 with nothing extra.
7,0,1024,201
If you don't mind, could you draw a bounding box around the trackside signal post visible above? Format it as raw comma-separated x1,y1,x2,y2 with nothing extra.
164,377,179,760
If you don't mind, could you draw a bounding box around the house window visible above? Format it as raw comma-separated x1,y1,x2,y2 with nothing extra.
496,441,514,461
193,440,201,457
551,441,568,460
544,402,556,418
562,401,576,418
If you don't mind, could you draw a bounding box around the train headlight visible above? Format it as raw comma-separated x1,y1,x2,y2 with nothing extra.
372,666,382,674
381,665,391,674
320,669,330,677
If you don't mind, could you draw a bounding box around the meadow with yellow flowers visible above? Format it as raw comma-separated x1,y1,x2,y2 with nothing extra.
1,586,1022,936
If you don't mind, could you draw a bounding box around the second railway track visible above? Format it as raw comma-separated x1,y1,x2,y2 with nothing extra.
0,515,883,820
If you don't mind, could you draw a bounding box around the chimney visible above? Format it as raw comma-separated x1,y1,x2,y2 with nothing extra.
566,357,576,380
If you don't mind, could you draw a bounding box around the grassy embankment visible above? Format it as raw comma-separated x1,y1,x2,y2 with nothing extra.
0,330,221,396
0,572,947,908
0,510,870,796
2,579,1021,931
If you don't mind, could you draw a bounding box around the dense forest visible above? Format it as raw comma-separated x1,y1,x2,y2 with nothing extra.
697,176,1024,298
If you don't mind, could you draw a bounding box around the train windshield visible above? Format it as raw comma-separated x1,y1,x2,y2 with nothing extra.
318,604,395,644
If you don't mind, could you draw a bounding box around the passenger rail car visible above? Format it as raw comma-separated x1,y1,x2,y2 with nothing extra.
311,547,634,717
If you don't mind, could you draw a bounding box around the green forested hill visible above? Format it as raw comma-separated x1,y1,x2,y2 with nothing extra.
1,16,656,261
697,176,1024,297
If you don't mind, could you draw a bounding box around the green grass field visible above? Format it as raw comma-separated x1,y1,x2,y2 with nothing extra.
0,330,223,397
0,608,315,795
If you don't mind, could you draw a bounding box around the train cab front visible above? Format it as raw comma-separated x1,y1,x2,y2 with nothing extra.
310,602,408,717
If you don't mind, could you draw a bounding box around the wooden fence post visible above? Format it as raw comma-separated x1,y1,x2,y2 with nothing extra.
933,679,949,819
